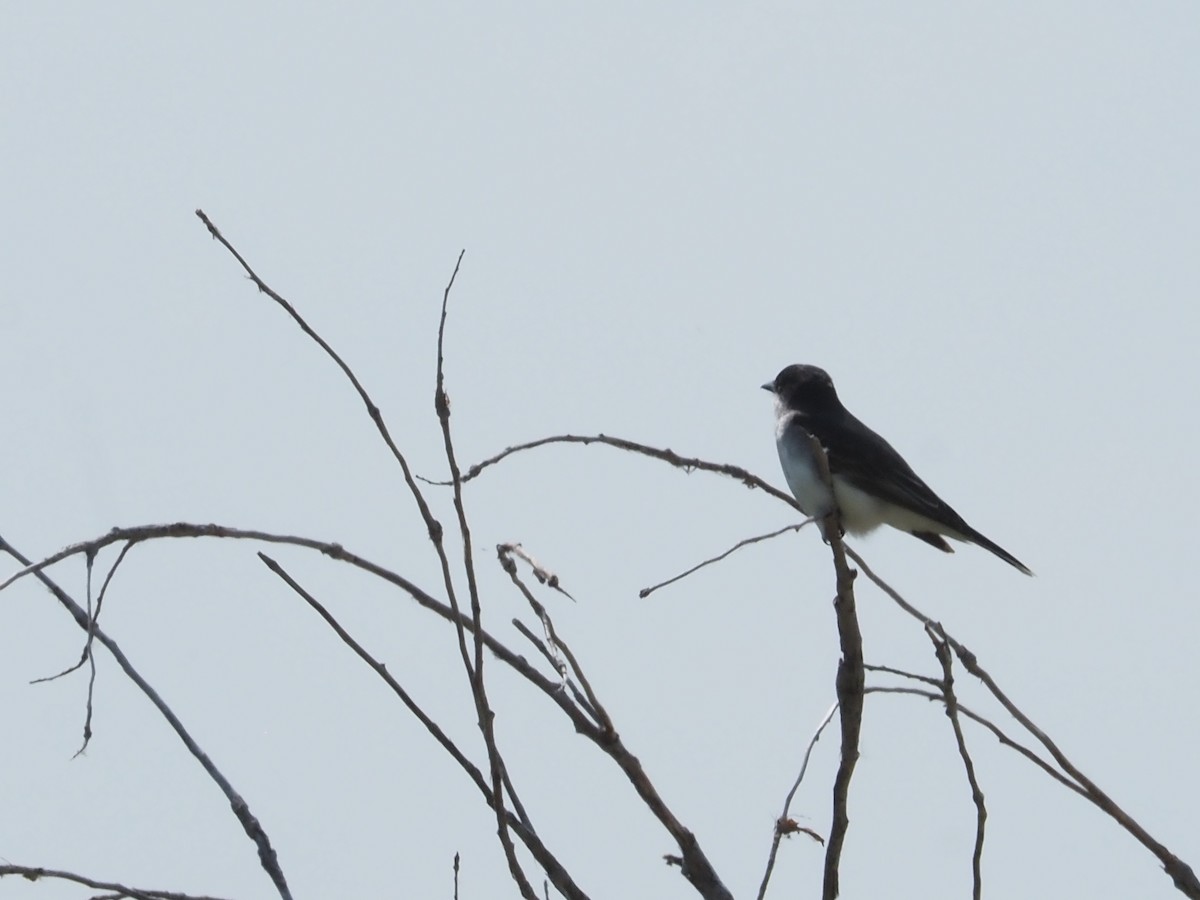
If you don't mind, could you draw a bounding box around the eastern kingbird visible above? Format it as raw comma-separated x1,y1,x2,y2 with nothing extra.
763,364,1031,575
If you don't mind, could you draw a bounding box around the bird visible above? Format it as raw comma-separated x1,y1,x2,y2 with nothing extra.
763,364,1031,575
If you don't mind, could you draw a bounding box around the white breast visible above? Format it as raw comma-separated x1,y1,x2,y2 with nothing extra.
775,416,835,518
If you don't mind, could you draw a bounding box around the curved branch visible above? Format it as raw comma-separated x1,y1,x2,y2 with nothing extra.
453,433,803,510
0,533,293,900
849,547,1200,899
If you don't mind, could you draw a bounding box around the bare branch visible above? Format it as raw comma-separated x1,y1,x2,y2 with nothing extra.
495,550,731,900
452,433,803,511
927,626,986,900
432,253,537,900
640,522,813,599
756,702,838,900
0,533,293,900
498,548,609,733
863,663,941,688
806,435,862,900
500,542,576,602
0,863,231,900
849,547,1200,899
259,553,588,900
864,686,1083,795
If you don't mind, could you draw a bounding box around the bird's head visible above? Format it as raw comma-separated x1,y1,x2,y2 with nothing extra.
761,364,841,413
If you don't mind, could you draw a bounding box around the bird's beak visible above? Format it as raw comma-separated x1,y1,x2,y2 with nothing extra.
761,383,775,393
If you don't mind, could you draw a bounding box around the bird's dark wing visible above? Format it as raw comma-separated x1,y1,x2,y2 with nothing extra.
796,410,1032,575
805,410,976,536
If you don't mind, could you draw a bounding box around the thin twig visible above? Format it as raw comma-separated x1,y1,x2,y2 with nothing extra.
863,663,941,688
0,534,293,900
927,626,986,900
72,550,99,756
862,686,1084,796
448,433,803,511
494,550,731,900
499,548,605,730
511,619,600,725
432,253,536,900
849,547,1200,899
259,554,587,900
0,863,231,900
500,542,576,602
756,702,838,900
640,522,814,598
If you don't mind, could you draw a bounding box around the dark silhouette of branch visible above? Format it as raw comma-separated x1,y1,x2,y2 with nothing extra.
0,864,231,900
927,626,986,900
258,554,586,900
8,520,729,898
804,435,862,900
432,255,537,900
497,544,732,900
640,522,813,599
29,541,138,687
448,433,804,511
0,534,293,900
848,547,1200,899
195,212,542,899
756,702,838,900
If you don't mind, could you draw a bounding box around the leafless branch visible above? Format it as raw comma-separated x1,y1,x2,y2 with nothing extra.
0,533,293,900
756,702,838,900
805,435,863,900
500,542,576,602
259,553,586,900
499,549,609,734
432,252,537,900
926,625,986,900
496,545,731,898
451,433,803,511
640,522,813,599
0,863,231,900
848,547,1200,899
195,213,542,899
863,686,1083,795
863,663,941,688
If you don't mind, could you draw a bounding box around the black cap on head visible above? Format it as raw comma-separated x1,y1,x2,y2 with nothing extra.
762,364,841,412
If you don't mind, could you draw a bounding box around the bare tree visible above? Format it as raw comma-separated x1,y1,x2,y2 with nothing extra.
1,212,1196,899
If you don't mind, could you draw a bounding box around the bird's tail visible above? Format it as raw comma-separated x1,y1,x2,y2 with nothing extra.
961,527,1033,576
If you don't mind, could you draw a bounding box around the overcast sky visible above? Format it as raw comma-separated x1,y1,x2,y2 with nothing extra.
3,3,1198,899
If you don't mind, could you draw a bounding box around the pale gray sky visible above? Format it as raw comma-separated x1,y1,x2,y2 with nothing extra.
3,3,1198,899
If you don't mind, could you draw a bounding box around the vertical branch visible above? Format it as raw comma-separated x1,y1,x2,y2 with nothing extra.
851,549,1200,900
927,625,986,900
756,702,838,900
434,253,537,900
193,217,538,896
805,435,863,900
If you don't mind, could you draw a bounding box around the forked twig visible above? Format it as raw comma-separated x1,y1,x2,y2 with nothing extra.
927,625,986,900
756,702,838,900
0,533,293,900
433,252,537,900
196,212,537,899
260,554,583,899
849,547,1200,899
